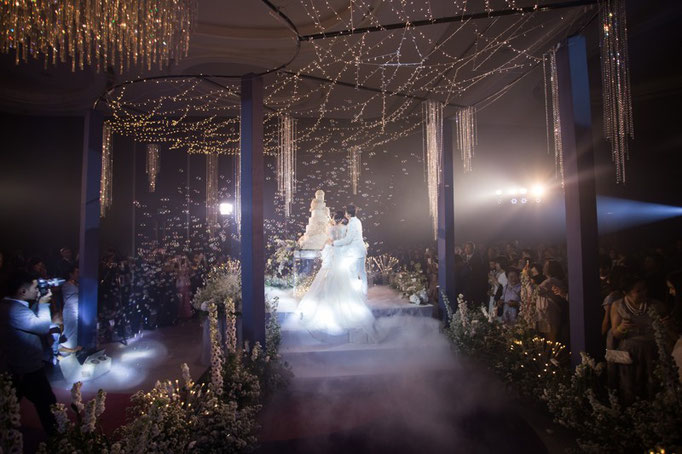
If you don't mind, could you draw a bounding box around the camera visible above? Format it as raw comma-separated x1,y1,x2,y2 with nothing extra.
37,277,66,296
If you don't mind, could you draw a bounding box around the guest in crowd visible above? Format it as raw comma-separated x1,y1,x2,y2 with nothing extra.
55,247,75,279
537,260,568,344
602,267,627,337
498,268,522,324
463,242,488,306
28,256,48,279
609,276,668,403
488,256,508,319
176,255,193,319
0,271,57,434
61,264,80,352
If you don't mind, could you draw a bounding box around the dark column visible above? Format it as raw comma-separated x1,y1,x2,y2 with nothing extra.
438,119,456,321
78,110,103,349
557,35,601,366
240,74,266,346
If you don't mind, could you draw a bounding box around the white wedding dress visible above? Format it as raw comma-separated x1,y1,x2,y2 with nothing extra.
297,223,375,339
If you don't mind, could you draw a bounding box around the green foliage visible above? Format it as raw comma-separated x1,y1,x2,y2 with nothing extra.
444,292,682,453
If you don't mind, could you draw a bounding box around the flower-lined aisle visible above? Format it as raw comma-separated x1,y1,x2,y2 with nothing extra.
444,293,682,453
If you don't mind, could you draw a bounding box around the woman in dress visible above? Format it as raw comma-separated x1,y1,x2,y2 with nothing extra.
610,276,667,404
297,210,376,340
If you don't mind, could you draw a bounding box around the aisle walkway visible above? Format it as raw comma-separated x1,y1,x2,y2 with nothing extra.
258,287,548,454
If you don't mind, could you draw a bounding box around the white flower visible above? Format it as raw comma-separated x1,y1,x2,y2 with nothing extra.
409,294,420,304
71,381,85,413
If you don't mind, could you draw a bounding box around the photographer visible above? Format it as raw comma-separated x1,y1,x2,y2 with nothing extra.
0,270,57,434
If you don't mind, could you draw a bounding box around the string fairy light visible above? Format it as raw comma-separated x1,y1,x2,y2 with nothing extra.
0,0,196,73
455,106,477,172
100,121,113,217
146,144,160,192
600,0,633,183
422,99,443,240
277,114,297,218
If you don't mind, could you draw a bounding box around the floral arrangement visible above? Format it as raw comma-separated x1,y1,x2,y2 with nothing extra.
191,259,241,313
388,263,428,304
445,292,682,452
36,382,109,453
0,373,22,454
265,238,298,288
368,254,399,284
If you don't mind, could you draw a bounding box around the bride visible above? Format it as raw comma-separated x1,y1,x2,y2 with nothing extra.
297,210,376,339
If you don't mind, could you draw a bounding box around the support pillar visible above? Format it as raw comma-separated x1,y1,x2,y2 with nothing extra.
556,35,601,366
78,110,103,349
438,119,456,321
240,74,266,346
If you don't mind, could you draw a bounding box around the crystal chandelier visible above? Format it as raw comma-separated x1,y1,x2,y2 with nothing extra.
543,48,564,187
422,100,443,240
0,0,196,73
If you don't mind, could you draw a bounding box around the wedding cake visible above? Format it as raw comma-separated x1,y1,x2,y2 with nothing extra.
298,190,331,250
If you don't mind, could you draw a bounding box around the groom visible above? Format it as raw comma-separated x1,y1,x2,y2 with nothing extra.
332,204,367,295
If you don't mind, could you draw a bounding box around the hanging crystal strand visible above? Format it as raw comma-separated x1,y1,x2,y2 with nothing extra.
206,153,219,231
0,0,196,74
100,121,113,217
600,0,634,183
456,106,477,173
548,47,564,187
146,143,160,192
234,154,241,229
277,115,296,218
349,146,361,195
422,100,443,240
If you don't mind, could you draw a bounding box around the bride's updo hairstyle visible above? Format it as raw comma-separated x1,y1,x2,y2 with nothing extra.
334,210,347,224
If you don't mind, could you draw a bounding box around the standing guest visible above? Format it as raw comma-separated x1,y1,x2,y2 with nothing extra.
464,242,488,306
609,276,667,403
55,247,75,279
488,257,508,319
28,257,48,279
0,271,57,434
602,267,627,336
61,265,80,351
176,255,193,319
537,260,569,345
498,268,522,324
529,263,546,286
453,254,471,303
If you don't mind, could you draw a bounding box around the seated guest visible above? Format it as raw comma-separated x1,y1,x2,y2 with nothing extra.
0,271,57,434
610,276,667,404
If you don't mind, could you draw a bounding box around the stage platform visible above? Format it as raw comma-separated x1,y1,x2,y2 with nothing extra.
265,285,454,390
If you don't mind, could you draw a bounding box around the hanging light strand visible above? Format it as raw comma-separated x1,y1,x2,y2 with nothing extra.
349,146,361,195
547,47,564,187
422,99,443,240
600,0,633,183
206,153,219,230
0,0,196,73
277,115,297,218
456,106,477,173
146,144,160,192
234,155,241,229
100,121,113,217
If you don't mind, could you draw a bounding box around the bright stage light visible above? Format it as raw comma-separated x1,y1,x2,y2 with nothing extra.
495,189,503,196
219,202,233,215
511,198,518,204
508,188,518,196
531,185,545,197
519,188,528,195
521,198,527,204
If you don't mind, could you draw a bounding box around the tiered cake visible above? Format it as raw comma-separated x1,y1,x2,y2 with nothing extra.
298,190,331,250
